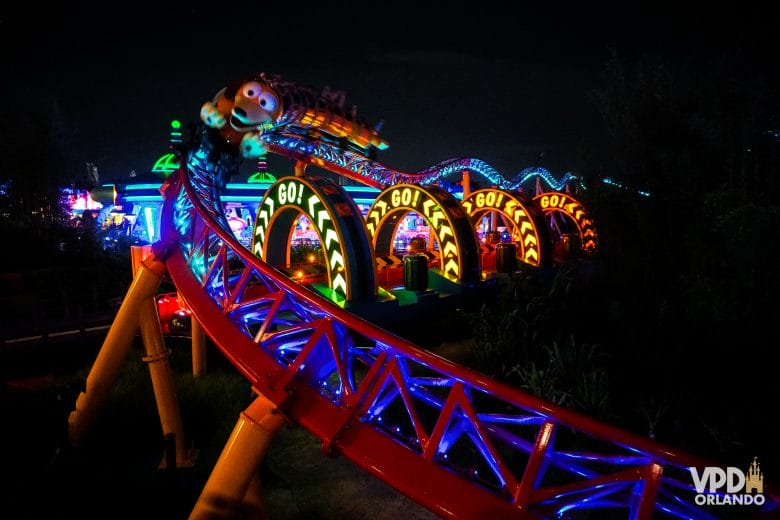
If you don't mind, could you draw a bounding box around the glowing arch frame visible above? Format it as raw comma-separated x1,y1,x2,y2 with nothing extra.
461,188,551,267
252,176,376,304
365,184,480,283
532,192,598,253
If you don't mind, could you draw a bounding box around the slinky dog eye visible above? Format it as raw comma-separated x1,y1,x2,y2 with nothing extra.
258,92,278,112
242,82,263,99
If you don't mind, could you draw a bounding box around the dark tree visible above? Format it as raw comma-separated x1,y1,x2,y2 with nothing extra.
590,49,780,466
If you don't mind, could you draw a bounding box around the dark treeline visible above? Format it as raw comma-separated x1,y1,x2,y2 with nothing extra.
470,49,779,471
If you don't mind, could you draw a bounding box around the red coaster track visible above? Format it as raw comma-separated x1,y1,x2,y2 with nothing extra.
156,165,778,519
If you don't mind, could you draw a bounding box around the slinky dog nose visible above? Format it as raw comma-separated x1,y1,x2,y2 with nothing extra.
233,107,247,118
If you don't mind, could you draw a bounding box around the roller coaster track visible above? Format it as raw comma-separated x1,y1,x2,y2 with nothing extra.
263,128,582,192
157,164,778,519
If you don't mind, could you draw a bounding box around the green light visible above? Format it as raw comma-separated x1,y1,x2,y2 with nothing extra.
151,153,180,176
248,172,277,184
171,120,181,129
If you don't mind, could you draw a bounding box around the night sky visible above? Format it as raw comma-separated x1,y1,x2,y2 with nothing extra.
2,4,776,183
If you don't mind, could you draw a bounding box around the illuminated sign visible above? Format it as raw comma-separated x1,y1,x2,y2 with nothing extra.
253,176,375,304
461,188,548,267
365,184,480,283
151,153,180,176
533,192,598,252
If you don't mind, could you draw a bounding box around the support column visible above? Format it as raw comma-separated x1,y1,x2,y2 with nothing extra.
190,315,207,377
68,252,166,447
138,295,191,467
189,392,287,520
294,160,307,178
179,292,207,377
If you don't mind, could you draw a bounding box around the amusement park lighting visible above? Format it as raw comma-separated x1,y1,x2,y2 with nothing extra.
125,183,168,191
601,177,651,197
144,206,156,241
226,183,273,190
125,195,163,202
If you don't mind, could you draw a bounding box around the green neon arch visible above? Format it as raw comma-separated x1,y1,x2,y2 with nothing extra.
365,184,480,283
248,171,277,184
252,176,376,305
151,153,180,177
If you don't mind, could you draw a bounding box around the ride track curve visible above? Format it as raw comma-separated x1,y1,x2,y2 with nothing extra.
261,126,584,192
155,159,779,519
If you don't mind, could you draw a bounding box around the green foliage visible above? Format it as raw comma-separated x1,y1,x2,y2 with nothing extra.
465,269,612,420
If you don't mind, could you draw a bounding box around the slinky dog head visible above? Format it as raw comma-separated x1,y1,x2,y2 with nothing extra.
225,77,283,132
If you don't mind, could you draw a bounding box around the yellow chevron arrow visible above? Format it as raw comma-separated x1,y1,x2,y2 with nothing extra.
438,224,453,241
366,221,375,236
431,210,445,228
461,200,473,214
524,234,537,246
375,199,388,216
525,249,538,263
422,199,435,218
575,209,584,220
520,221,533,234
442,241,458,258
565,202,577,213
504,200,517,215
444,258,459,277
513,208,527,222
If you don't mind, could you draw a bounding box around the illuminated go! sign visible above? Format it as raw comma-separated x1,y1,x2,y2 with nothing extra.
366,184,480,283
533,192,598,252
461,188,550,267
253,176,376,304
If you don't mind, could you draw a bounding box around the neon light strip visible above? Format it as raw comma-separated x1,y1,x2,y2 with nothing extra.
344,186,382,193
225,183,273,190
125,196,163,202
219,196,265,202
125,183,166,190
602,177,651,197
126,194,376,205
144,206,156,241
